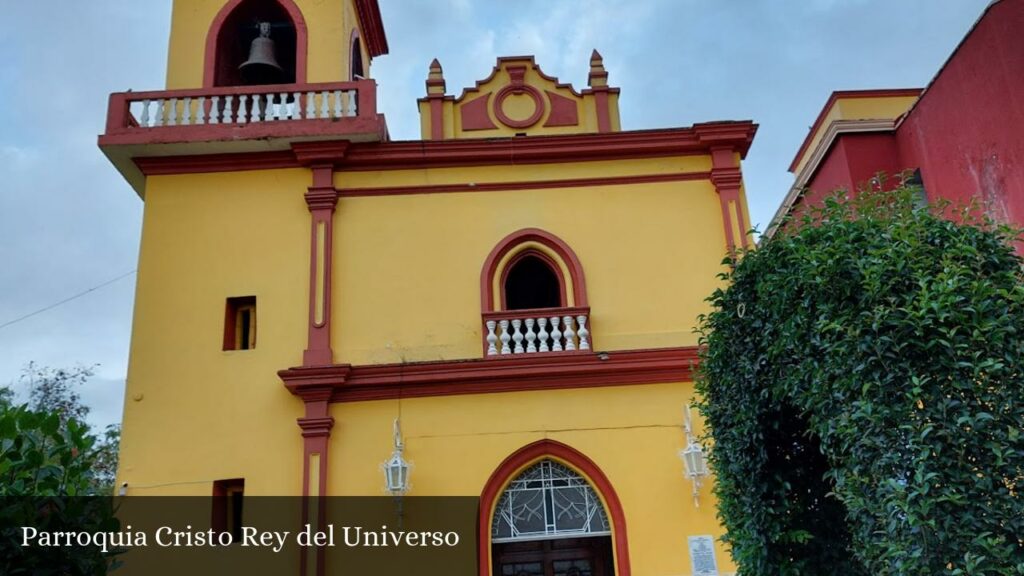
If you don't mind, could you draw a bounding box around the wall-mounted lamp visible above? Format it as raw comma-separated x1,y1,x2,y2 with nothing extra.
678,404,709,507
381,419,411,496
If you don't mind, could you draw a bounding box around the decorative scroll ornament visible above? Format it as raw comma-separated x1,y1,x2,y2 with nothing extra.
491,460,611,542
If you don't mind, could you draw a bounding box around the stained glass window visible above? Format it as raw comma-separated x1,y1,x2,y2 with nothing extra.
492,459,611,542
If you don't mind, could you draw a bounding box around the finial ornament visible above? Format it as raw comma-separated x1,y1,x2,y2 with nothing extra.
426,58,446,94
588,49,608,88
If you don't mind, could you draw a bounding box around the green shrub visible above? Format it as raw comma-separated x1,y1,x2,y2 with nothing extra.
696,188,1024,575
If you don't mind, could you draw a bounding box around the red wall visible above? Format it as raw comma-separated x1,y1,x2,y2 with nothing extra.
794,133,904,221
896,0,1024,226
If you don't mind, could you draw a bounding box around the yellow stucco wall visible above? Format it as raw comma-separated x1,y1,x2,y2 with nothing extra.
119,169,311,496
119,154,737,570
166,0,369,89
331,156,725,364
328,382,733,574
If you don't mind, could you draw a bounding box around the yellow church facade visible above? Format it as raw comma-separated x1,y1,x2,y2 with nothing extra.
99,1,757,575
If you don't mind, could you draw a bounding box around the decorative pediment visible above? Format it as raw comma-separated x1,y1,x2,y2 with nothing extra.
418,53,620,140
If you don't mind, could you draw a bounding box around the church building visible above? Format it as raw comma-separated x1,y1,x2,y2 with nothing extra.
99,1,757,574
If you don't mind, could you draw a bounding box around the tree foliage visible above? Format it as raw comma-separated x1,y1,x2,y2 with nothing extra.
696,187,1024,575
14,363,120,494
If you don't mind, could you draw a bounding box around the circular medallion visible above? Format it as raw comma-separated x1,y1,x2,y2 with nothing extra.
493,84,545,129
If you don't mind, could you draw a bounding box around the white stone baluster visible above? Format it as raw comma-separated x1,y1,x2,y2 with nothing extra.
222,95,234,123
485,320,498,356
537,318,549,352
197,96,207,124
498,320,511,355
274,92,284,120
167,98,178,126
525,319,537,353
305,92,315,119
320,91,330,119
140,99,151,127
182,97,192,125
563,316,577,351
332,90,343,118
550,317,562,352
209,96,220,124
233,94,246,124
265,93,276,121
153,100,166,126
292,92,301,119
511,319,524,354
577,315,590,350
340,90,350,117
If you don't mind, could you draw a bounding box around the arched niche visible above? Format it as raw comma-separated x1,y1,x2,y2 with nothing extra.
204,0,308,87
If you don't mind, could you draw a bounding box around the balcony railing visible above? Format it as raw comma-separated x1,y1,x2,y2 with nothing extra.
101,80,384,146
483,307,591,357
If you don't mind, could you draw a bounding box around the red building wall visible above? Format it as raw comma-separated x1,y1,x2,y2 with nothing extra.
895,0,1024,225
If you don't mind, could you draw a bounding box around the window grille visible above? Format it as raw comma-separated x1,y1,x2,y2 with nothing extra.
492,460,611,542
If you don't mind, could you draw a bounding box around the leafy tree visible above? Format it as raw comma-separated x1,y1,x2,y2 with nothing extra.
15,362,120,495
22,362,94,428
0,403,121,574
697,187,1024,575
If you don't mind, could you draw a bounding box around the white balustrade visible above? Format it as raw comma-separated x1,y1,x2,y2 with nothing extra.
484,311,590,356
126,87,360,128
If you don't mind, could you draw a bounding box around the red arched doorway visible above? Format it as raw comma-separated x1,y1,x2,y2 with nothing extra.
479,440,631,576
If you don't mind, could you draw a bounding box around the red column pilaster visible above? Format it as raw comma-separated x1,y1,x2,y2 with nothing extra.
303,164,337,366
710,146,749,251
294,384,335,576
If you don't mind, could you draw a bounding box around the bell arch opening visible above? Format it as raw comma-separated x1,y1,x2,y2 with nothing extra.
207,0,302,87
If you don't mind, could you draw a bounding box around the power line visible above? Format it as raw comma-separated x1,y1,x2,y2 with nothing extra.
0,269,137,332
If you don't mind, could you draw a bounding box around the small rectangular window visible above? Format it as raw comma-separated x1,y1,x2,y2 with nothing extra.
212,478,245,542
224,296,257,350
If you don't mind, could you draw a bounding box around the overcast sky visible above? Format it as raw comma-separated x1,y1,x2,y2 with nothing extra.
0,0,990,430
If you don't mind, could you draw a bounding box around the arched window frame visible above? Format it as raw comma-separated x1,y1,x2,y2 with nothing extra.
350,28,365,80
203,0,309,88
499,248,567,310
480,228,588,313
478,440,631,576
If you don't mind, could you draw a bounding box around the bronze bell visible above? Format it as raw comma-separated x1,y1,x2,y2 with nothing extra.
240,22,283,84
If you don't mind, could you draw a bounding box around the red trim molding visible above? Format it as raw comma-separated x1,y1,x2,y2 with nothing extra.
337,172,712,198
203,0,309,88
478,440,631,576
481,229,587,312
124,123,756,178
277,346,699,403
353,0,389,57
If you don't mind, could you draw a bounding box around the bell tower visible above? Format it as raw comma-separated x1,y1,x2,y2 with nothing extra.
164,0,388,90
100,0,389,194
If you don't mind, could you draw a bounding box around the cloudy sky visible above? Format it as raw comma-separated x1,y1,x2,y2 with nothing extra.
0,0,990,430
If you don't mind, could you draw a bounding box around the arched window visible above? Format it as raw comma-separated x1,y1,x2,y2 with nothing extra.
492,459,611,542
481,229,588,312
479,441,631,576
351,34,365,80
206,0,306,87
503,253,563,310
